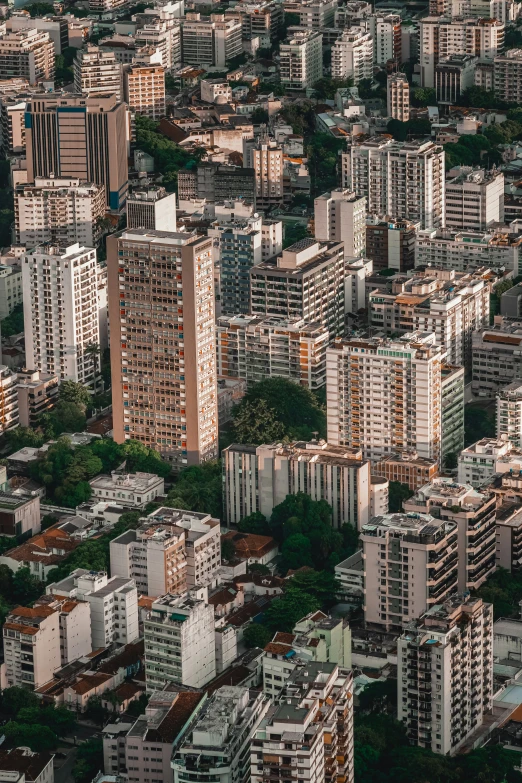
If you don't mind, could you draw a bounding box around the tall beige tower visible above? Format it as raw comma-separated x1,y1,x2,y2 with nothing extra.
73,44,123,101
387,72,410,121
107,229,218,468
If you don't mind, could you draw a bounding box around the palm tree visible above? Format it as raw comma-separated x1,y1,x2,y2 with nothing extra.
85,342,101,388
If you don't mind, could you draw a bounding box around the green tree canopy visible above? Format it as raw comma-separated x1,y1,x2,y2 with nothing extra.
263,588,320,633
281,534,314,571
286,569,340,604
3,722,58,752
58,380,91,409
73,738,104,783
243,623,272,648
1,687,39,715
238,512,271,536
388,482,414,513
233,378,326,443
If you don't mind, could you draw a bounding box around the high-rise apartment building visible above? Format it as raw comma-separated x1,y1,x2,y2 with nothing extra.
35,595,92,667
373,451,439,491
397,596,493,755
365,13,401,65
251,663,354,783
47,569,139,651
368,266,490,366
182,13,242,67
387,72,410,120
25,94,129,211
0,29,54,85
497,380,522,447
280,30,323,90
445,166,504,230
494,48,522,102
283,0,337,27
415,228,522,273
22,244,101,388
250,238,345,336
73,45,122,101
144,592,215,691
3,604,60,690
0,367,20,436
110,507,221,595
403,478,496,592
441,363,465,460
89,0,127,11
435,54,477,105
365,216,417,272
314,189,366,258
251,135,284,209
327,332,444,464
174,687,270,783
208,217,262,315
472,317,522,397
223,440,371,529
361,512,459,629
123,52,165,120
107,229,218,468
17,369,58,428
331,27,373,82
126,187,176,231
419,16,504,88
216,314,329,390
135,21,181,70
344,137,445,230
15,177,106,248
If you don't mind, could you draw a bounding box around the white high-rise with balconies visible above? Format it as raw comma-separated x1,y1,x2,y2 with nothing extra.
361,512,459,629
314,189,366,258
327,332,444,464
344,136,445,230
22,244,102,389
73,44,123,101
331,27,373,83
279,30,323,90
397,595,493,755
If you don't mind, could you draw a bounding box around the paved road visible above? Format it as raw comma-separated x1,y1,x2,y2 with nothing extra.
54,747,77,783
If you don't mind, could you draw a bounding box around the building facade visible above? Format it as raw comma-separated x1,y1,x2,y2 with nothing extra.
22,243,101,388
314,189,366,258
107,229,218,468
326,332,444,464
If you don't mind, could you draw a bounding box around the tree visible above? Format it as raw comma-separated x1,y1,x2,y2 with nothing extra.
388,481,414,513
3,721,57,752
443,452,458,470
84,696,107,727
4,427,45,453
412,87,436,106
313,76,353,100
243,623,272,648
221,538,236,562
12,567,44,605
42,400,87,437
126,693,150,718
1,303,24,338
1,687,39,715
464,403,496,447
167,461,222,517
234,378,326,442
251,107,269,124
269,493,341,571
0,563,13,595
263,588,320,633
41,514,58,531
286,569,340,604
238,512,271,535
73,738,104,783
283,221,309,249
233,399,285,445
121,439,172,477
281,534,314,571
358,679,397,715
58,380,91,409
85,342,101,381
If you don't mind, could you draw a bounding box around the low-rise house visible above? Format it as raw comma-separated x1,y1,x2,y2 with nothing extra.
221,531,278,566
0,527,79,581
89,471,165,508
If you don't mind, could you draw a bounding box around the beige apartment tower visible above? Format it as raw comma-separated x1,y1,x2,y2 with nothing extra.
25,94,129,211
123,51,165,120
107,230,218,468
387,72,410,121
